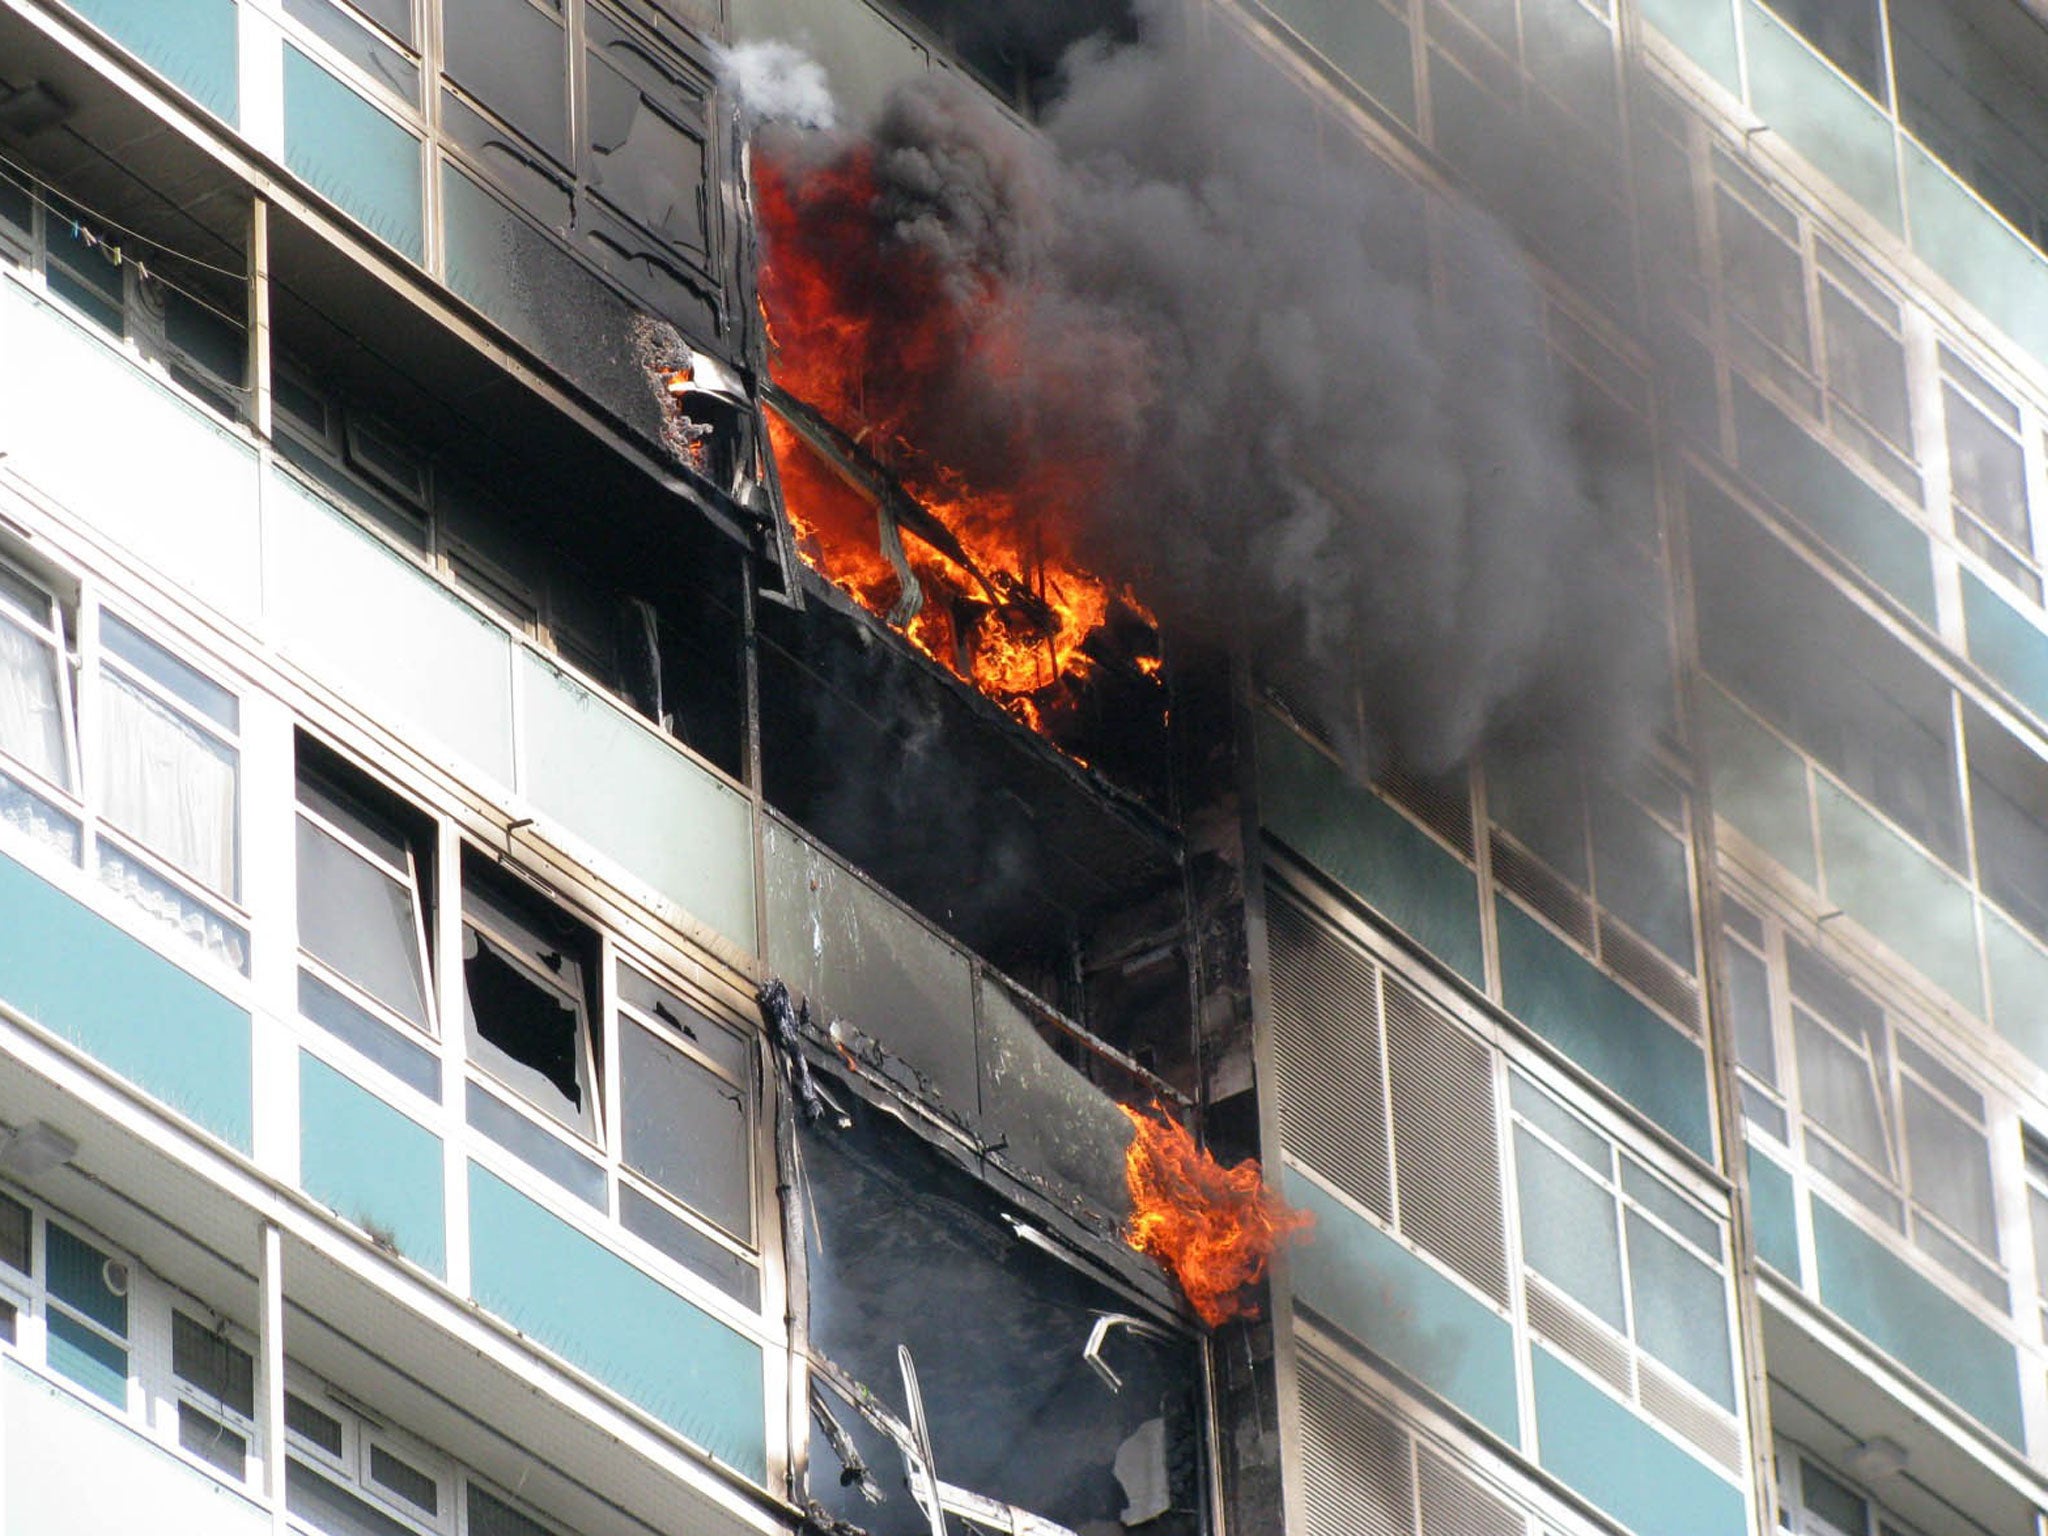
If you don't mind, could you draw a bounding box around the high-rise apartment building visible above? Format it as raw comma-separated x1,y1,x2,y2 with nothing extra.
0,1,2043,1536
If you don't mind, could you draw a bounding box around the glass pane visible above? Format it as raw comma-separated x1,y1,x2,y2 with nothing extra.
98,670,238,897
0,764,80,861
1902,1078,1997,1253
0,1190,27,1274
1793,1006,1890,1170
178,1401,247,1477
620,1017,752,1239
468,1484,552,1536
171,1310,255,1416
297,816,428,1025
1589,787,1695,968
98,839,249,973
285,1392,345,1456
1822,282,1911,448
284,0,421,100
46,1224,125,1334
1515,1126,1625,1328
1626,1210,1735,1408
46,1308,127,1406
1946,385,2030,548
299,970,442,1098
287,1460,418,1536
464,1080,605,1206
1717,188,1810,363
1800,1459,1868,1536
585,42,705,248
618,1183,761,1309
2030,1184,2048,1304
463,925,592,1135
442,0,567,162
0,610,70,790
368,1444,437,1515
1621,1157,1722,1255
1510,1072,1612,1173
1723,939,1776,1084
283,46,425,262
619,964,749,1080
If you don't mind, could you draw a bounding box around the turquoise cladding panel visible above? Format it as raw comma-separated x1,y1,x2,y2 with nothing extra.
1285,1170,1521,1445
1963,568,2048,727
1639,0,1740,89
1811,1198,2025,1447
1532,1345,1747,1536
300,1053,446,1277
1256,713,1486,986
0,849,250,1150
282,46,424,262
1494,899,1713,1157
467,1164,766,1479
1741,3,1901,231
63,0,239,122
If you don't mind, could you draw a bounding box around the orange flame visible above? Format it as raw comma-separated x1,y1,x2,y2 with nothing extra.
1119,1103,1312,1327
755,148,1154,727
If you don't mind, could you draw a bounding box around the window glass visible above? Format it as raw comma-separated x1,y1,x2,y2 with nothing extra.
619,964,749,1080
442,0,569,163
1800,1459,1870,1536
0,1190,28,1274
367,1444,437,1516
1588,787,1694,968
1626,1210,1734,1408
285,1392,346,1457
1717,187,1809,363
461,862,596,1137
97,670,238,898
1820,282,1910,448
1771,0,1886,99
102,614,237,730
1965,704,2048,945
171,1310,255,1417
468,1484,553,1536
283,0,421,100
297,781,431,1028
283,46,425,262
0,601,71,793
44,200,125,334
585,28,706,249
1791,1005,1890,1172
1900,1079,1996,1251
1945,386,2029,548
1514,1126,1625,1328
1723,939,1776,1087
620,1017,752,1239
286,1460,419,1536
178,1401,246,1476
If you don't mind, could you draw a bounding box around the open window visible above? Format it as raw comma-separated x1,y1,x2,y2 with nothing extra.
461,852,600,1139
295,738,441,1095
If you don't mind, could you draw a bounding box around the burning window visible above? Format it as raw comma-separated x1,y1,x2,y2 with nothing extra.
800,1099,1209,1535
753,149,1163,754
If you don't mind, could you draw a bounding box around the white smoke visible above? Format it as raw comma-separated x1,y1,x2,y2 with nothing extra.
713,40,838,132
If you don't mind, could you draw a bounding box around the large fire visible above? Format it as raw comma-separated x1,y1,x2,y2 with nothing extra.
755,147,1157,729
1120,1104,1312,1328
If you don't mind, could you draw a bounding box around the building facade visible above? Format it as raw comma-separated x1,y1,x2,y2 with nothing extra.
0,1,2044,1536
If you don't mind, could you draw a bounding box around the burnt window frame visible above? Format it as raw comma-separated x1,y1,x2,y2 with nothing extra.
460,849,604,1143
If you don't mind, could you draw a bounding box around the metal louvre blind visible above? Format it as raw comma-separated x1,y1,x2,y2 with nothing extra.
1268,890,1392,1221
1418,1444,1524,1536
1298,1358,1413,1536
1384,975,1511,1304
1298,1358,1531,1536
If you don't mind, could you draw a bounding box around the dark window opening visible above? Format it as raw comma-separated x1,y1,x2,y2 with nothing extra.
368,1444,438,1515
462,853,599,1137
0,1190,29,1276
468,1483,554,1536
285,1392,346,1457
171,1310,256,1418
1772,0,1887,102
878,0,1140,115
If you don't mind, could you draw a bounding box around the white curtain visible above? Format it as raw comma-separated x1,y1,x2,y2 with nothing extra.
0,614,69,790
98,671,237,897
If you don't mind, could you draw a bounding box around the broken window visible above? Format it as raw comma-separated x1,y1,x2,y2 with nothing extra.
461,853,600,1139
441,0,570,165
800,1098,1206,1535
295,741,441,1094
584,10,709,254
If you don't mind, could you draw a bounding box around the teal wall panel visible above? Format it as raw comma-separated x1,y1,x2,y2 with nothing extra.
1985,907,2048,1074
1742,4,1901,230
1811,1198,2024,1447
283,46,424,262
1745,1141,1800,1280
63,0,238,123
1495,899,1714,1157
1285,1170,1521,1445
0,850,250,1150
1904,144,2048,370
519,654,755,954
1532,1345,1748,1536
1813,781,1982,1012
1730,379,1933,623
1257,713,1486,986
467,1164,766,1479
300,1053,446,1276
1963,568,2048,727
1264,0,1416,126
1640,0,1740,90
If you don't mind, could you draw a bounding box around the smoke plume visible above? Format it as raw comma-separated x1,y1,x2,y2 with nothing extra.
714,39,838,132
756,2,1666,774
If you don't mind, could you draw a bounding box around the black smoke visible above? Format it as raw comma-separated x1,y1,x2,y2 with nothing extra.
753,1,1668,776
